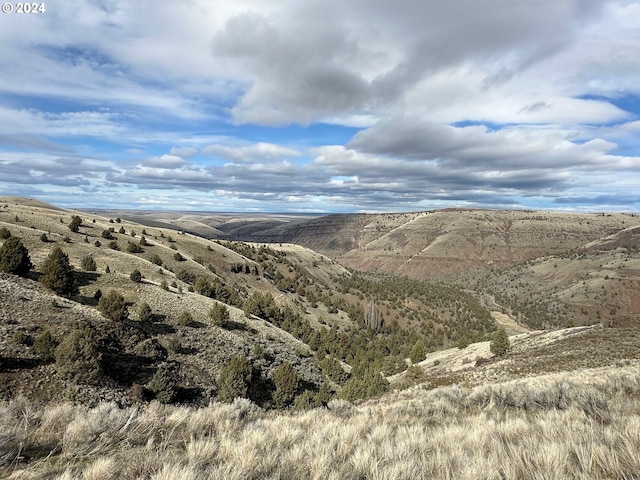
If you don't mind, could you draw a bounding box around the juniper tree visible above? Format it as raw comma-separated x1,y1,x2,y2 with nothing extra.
272,362,299,408
490,327,511,356
80,256,97,271
218,355,252,402
98,290,127,321
209,302,230,327
147,363,178,404
68,215,82,233
40,246,76,296
130,269,142,282
55,326,102,384
0,236,32,276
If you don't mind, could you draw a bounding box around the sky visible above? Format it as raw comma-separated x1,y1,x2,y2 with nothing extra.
0,0,639,213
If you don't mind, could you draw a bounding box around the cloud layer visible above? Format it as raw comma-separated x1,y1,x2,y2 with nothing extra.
0,0,639,212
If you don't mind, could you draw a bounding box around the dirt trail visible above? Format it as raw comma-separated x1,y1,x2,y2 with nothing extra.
491,311,535,334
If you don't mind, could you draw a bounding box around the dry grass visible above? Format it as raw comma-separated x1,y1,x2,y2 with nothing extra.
1,363,639,479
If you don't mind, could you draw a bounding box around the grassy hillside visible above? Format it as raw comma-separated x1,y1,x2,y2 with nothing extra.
2,345,638,479
2,198,640,479
474,225,640,329
246,209,637,280
0,198,498,408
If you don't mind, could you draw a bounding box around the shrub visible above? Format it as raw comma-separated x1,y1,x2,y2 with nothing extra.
178,311,193,326
176,269,194,284
80,256,97,271
0,227,11,239
163,336,181,354
101,229,113,239
68,215,82,233
272,362,299,408
34,330,57,362
39,246,76,296
173,252,184,261
137,302,153,322
98,290,127,321
130,269,142,283
209,303,230,327
12,331,28,345
118,226,125,234
139,236,148,246
150,254,162,266
0,236,32,276
126,241,142,253
490,327,511,356
194,276,214,297
94,240,101,247
108,241,120,251
40,233,49,242
218,355,252,402
55,326,102,384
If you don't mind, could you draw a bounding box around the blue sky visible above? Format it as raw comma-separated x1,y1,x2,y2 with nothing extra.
1,0,639,213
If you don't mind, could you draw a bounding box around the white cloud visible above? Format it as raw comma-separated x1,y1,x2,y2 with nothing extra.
202,142,301,163
169,147,197,158
141,154,187,169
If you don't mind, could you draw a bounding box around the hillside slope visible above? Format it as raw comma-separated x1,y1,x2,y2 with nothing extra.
250,209,637,280
0,197,500,407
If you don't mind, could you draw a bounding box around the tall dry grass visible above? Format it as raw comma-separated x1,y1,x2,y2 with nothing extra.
1,363,639,479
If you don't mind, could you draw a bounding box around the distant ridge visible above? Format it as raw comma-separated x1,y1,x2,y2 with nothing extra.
0,196,64,211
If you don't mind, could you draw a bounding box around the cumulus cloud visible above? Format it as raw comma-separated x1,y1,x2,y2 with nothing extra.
211,0,615,126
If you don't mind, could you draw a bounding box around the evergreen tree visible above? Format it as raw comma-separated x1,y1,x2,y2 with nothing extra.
218,355,252,402
272,362,299,408
98,290,127,321
147,363,178,403
68,215,82,233
80,256,97,271
490,327,511,356
130,269,142,282
409,340,427,363
55,326,102,384
0,236,32,276
338,364,389,402
40,246,76,296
